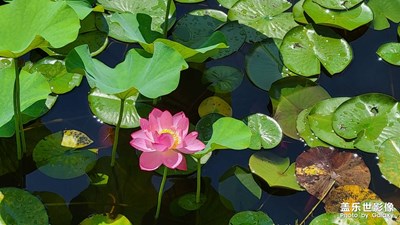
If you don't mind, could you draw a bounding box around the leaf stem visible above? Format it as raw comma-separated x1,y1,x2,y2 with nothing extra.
155,166,168,219
110,98,125,167
163,0,172,38
13,59,25,160
196,159,201,203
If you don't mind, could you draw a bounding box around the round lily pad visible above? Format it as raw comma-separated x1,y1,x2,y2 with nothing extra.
296,107,330,147
202,66,243,93
295,147,371,200
33,131,98,179
229,211,274,225
280,24,353,76
198,96,232,117
195,113,224,142
332,93,398,140
245,113,282,150
377,137,400,188
313,0,363,10
377,42,400,66
308,97,355,149
0,187,48,225
80,214,132,225
177,193,206,211
212,22,246,59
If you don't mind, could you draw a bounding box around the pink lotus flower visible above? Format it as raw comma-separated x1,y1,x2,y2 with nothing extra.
130,108,205,171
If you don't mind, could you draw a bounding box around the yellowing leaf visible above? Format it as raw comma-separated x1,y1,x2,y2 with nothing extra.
61,130,93,148
198,96,232,117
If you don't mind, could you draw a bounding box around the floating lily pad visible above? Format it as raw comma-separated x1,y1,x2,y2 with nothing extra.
61,129,93,148
212,22,246,59
308,97,355,149
367,0,400,30
63,0,94,19
309,211,389,225
0,187,48,225
0,0,80,57
190,9,228,22
217,0,240,9
245,113,282,150
80,214,132,225
296,107,330,147
202,66,243,93
324,185,380,212
66,42,188,97
377,137,400,188
293,0,308,24
176,0,205,3
195,113,224,142
229,211,274,225
228,0,298,39
274,85,331,139
177,193,206,211
280,24,353,76
198,96,232,117
34,191,73,225
295,147,371,200
249,151,304,190
313,0,363,10
33,131,98,179
377,42,400,66
303,0,373,31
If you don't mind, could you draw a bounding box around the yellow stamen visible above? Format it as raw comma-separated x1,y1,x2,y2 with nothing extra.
159,129,180,149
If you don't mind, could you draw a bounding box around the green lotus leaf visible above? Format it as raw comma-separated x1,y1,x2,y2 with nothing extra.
24,57,82,94
293,0,308,24
80,214,132,225
195,113,224,142
274,85,331,139
378,137,400,188
296,107,330,147
228,0,298,39
176,0,205,2
229,211,274,225
104,12,162,43
66,42,188,97
280,25,353,76
195,117,252,156
367,0,400,30
88,88,149,128
212,22,246,59
245,39,288,91
0,58,51,128
245,113,282,150
219,166,262,211
0,188,48,225
249,151,304,190
97,0,176,33
303,0,373,31
308,97,355,149
377,42,400,66
242,25,269,43
62,0,94,19
313,0,363,10
202,66,243,93
33,131,98,179
217,0,240,9
0,0,80,58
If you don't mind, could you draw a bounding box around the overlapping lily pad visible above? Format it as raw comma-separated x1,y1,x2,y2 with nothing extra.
296,107,330,147
280,24,353,76
202,66,243,93
377,137,400,188
367,0,400,30
198,96,232,117
312,0,363,10
245,113,282,150
295,147,371,200
212,22,246,59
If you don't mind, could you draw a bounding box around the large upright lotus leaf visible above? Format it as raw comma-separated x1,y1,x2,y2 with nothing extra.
303,0,373,31
308,97,355,149
377,42,400,66
313,0,363,10
229,211,274,225
280,25,353,76
0,188,48,225
296,107,330,147
202,66,243,93
0,0,80,58
378,138,400,188
66,42,188,97
104,12,162,43
367,0,400,30
0,58,51,128
228,0,298,39
195,117,252,156
97,0,176,33
212,22,246,59
274,85,331,139
249,151,304,190
245,39,288,91
332,93,398,140
80,214,132,225
245,113,282,150
24,57,83,94
295,147,371,200
88,88,147,128
33,131,98,179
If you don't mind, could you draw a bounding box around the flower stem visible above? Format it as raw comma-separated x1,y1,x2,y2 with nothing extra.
13,59,25,160
163,0,172,38
196,159,201,203
155,166,168,219
110,98,125,167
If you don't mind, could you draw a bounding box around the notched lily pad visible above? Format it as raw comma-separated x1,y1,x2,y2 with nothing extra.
296,107,330,147
377,42,400,66
177,193,206,211
295,147,371,200
229,211,275,225
367,0,400,30
202,66,243,93
198,96,232,117
377,137,400,188
245,113,282,150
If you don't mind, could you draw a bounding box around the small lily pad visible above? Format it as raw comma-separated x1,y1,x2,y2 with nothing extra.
212,22,246,59
377,42,400,66
177,193,206,211
198,96,232,117
249,151,304,191
202,66,243,93
245,113,282,150
80,214,132,225
377,137,400,188
61,129,93,148
229,211,275,225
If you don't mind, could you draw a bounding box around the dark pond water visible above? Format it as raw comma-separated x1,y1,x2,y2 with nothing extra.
1,0,400,225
